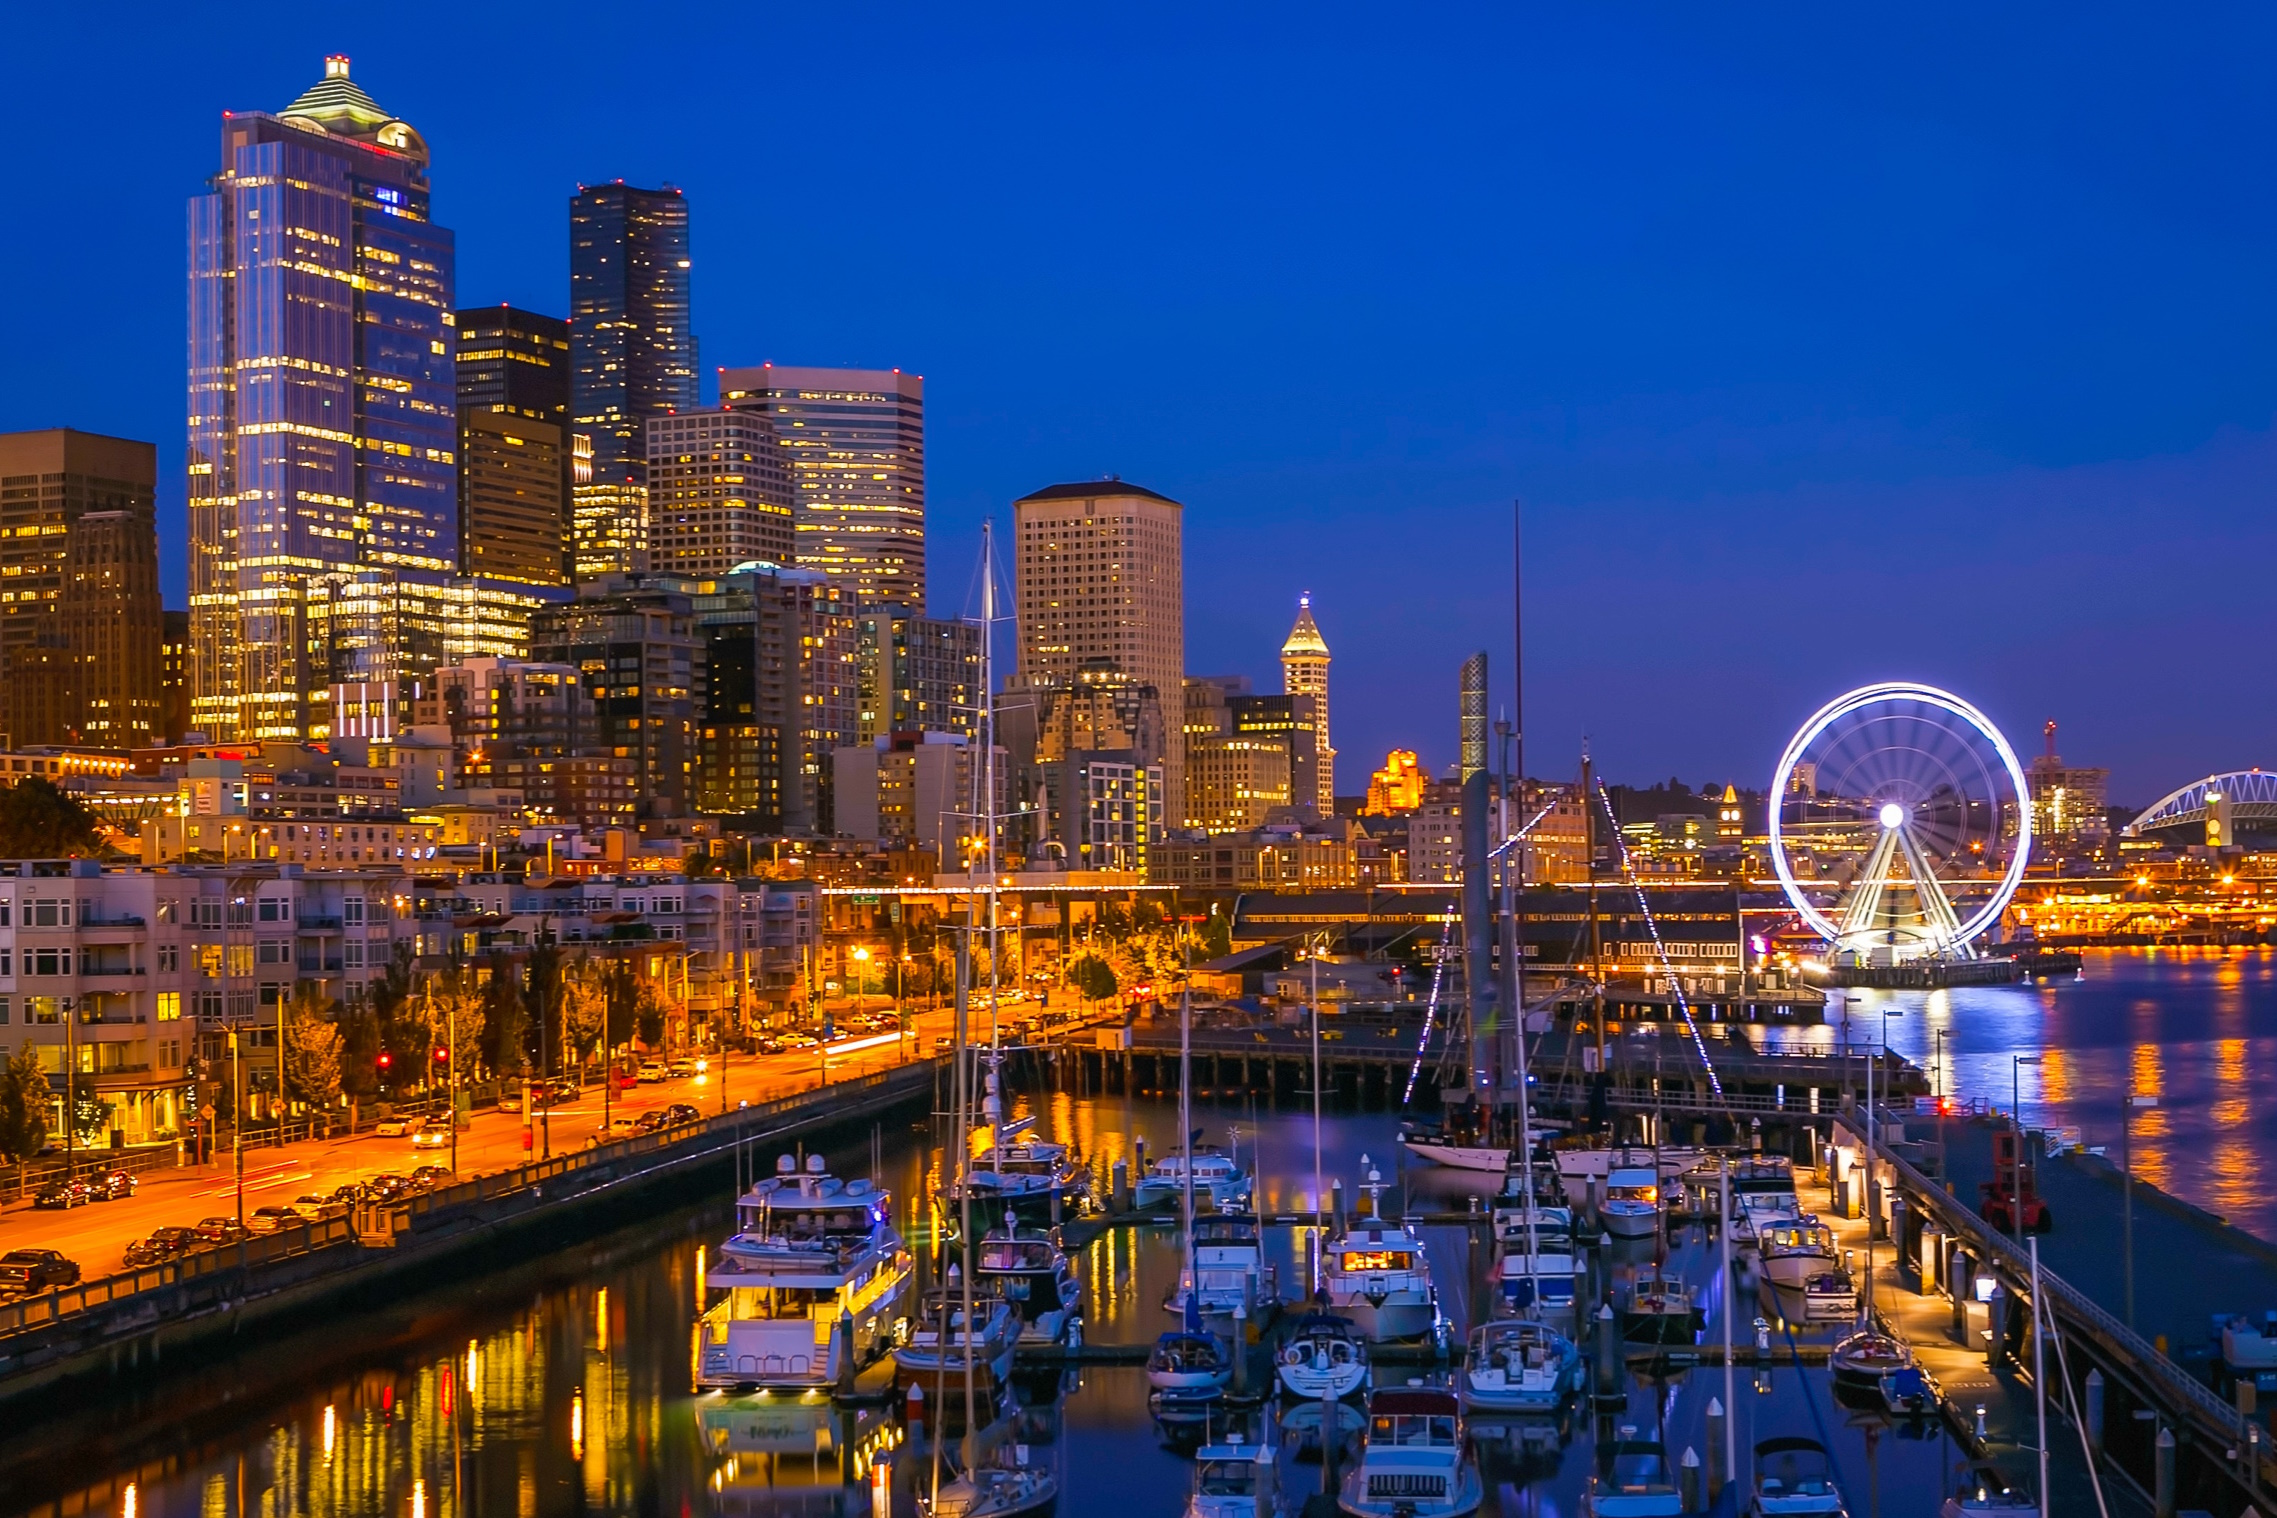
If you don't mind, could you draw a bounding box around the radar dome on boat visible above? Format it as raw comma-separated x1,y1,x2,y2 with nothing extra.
807,1154,827,1174
777,1154,798,1174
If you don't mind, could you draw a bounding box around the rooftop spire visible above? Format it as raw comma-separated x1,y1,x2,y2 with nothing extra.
1281,592,1329,659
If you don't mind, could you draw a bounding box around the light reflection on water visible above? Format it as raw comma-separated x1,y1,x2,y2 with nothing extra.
1780,948,2277,1235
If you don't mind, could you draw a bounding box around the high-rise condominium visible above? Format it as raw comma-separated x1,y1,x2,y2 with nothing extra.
719,365,925,606
0,429,163,748
455,304,573,585
571,184,695,578
1012,480,1185,826
188,56,458,741
1280,593,1334,811
644,409,794,577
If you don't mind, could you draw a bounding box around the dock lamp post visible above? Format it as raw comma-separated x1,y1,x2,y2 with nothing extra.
2010,1054,2042,1243
2123,1088,2157,1331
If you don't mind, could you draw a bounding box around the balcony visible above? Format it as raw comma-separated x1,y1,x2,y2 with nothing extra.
298,914,344,931
80,965,145,979
79,913,147,929
296,958,346,975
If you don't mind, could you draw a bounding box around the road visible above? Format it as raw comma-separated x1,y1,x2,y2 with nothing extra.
0,1006,995,1282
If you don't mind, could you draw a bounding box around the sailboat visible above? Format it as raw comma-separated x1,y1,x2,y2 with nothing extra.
925,525,1060,1518
1151,937,1237,1398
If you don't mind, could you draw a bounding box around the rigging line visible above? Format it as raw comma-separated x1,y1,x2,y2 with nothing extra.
1591,779,1726,1101
1404,909,1458,1103
2045,1303,2113,1518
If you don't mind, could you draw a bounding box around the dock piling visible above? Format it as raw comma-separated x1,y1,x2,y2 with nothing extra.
2085,1368,2105,1456
1680,1446,1701,1510
2155,1424,2176,1518
1593,1306,1621,1401
1705,1398,1726,1499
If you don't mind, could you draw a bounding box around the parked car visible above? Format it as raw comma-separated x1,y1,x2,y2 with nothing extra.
194,1216,251,1245
410,1164,453,1189
124,1227,201,1269
632,1109,669,1134
293,1192,349,1220
410,1117,453,1149
32,1177,99,1210
247,1205,305,1234
0,1249,80,1294
528,1079,578,1109
95,1168,138,1201
756,1036,785,1056
360,1174,412,1203
637,1062,666,1084
327,1184,363,1208
661,1102,701,1127
585,1117,642,1148
374,1115,415,1137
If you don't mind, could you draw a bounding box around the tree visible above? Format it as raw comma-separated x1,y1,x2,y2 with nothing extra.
70,1089,114,1146
0,777,100,859
282,984,344,1112
423,968,487,1086
563,961,608,1076
635,980,667,1051
1067,953,1119,1007
525,935,565,1078
480,951,528,1079
601,958,640,1052
0,1046,50,1161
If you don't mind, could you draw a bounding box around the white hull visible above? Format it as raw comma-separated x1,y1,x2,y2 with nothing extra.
698,1268,911,1389
1398,1136,1510,1172
1763,1250,1837,1293
1279,1359,1369,1400
1601,1204,1661,1240
1338,1465,1484,1518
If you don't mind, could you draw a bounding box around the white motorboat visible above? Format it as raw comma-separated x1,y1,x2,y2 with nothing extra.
1601,1159,1664,1240
1582,1438,1684,1516
696,1154,913,1390
1337,1386,1484,1518
1493,1200,1581,1318
893,1286,1019,1391
1136,1146,1252,1211
1829,1328,1913,1410
1619,1270,1701,1346
957,1103,1091,1227
1396,1114,1510,1173
1748,1437,1849,1515
1459,1318,1582,1414
977,1221,1082,1346
1758,1219,1840,1292
1552,1143,1706,1207
1322,1222,1438,1342
1147,1329,1234,1397
1277,1312,1371,1400
1728,1157,1802,1250
1187,1434,1280,1518
1166,1212,1273,1319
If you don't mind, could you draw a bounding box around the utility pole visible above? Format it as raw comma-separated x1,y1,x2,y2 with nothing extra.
232,1028,245,1228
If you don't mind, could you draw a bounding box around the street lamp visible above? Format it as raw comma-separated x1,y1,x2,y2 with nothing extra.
2123,1087,2157,1330
851,946,871,1012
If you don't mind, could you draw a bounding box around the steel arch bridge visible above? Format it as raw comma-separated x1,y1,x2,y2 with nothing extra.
2122,769,2277,836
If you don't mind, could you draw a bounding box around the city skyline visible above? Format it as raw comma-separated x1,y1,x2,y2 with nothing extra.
8,16,2277,797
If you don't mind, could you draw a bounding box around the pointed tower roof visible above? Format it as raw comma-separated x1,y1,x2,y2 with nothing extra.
1281,593,1329,659
278,56,429,165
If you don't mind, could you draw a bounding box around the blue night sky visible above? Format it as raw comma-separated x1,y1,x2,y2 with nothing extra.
4,5,2274,805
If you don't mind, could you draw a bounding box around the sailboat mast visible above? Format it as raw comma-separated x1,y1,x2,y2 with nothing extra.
1181,931,1195,1275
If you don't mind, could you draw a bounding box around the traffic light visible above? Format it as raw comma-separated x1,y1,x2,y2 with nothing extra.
378,1051,393,1073
2208,788,2234,850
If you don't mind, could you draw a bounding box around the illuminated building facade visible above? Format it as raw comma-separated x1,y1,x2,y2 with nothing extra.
0,429,162,748
1364,749,1425,815
188,56,458,742
855,604,980,742
1013,480,1185,824
689,566,858,832
455,304,574,585
2027,721,2110,858
645,408,795,576
530,578,698,817
302,572,543,738
719,365,924,605
570,184,695,578
160,610,191,744
1280,594,1333,811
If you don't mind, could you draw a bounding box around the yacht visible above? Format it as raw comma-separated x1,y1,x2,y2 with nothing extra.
696,1154,913,1390
976,1221,1082,1346
1337,1386,1484,1518
1494,1204,1581,1318
1829,1328,1914,1410
927,1454,1059,1518
1396,1107,1510,1173
1602,1155,1664,1240
1757,1220,1856,1322
1551,1143,1706,1207
1147,1328,1234,1398
959,1113,1091,1227
1322,1221,1439,1342
1136,1145,1252,1211
1277,1312,1371,1400
1728,1157,1803,1251
1186,1434,1280,1518
893,1285,1019,1392
1748,1437,1849,1516
1459,1318,1582,1414
1619,1270,1701,1346
1166,1212,1272,1320
1582,1438,1684,1516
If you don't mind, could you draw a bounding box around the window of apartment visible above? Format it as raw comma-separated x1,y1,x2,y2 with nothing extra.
225,945,254,978
258,896,292,922
157,991,182,1022
27,898,71,927
0,996,8,1023
156,898,176,925
26,947,70,976
190,899,222,928
26,996,59,1024
344,896,366,926
0,900,12,927
157,943,178,972
344,941,365,969
257,940,290,966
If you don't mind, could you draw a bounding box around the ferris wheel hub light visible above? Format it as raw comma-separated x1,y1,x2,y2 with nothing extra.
1879,803,1905,829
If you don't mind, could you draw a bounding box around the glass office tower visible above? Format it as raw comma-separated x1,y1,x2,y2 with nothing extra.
569,184,696,577
187,56,458,741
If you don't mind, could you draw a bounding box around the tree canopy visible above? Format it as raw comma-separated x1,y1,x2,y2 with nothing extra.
0,777,100,858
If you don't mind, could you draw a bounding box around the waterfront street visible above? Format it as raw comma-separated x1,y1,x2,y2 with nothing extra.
0,1003,972,1282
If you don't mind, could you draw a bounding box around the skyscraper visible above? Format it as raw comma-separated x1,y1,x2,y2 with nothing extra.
455,304,574,584
570,184,695,578
854,604,980,741
0,429,162,747
454,305,571,423
644,409,794,577
1280,593,1333,811
1012,480,1185,824
188,57,458,742
719,365,925,605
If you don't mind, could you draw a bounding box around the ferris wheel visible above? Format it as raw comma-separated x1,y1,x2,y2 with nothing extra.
1768,682,2032,966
